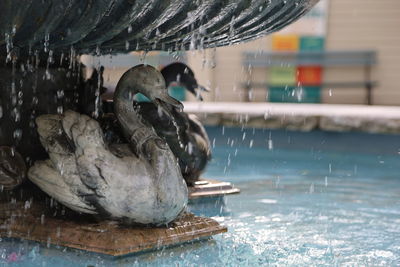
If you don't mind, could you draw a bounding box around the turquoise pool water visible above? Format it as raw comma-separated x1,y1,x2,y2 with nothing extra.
1,127,399,266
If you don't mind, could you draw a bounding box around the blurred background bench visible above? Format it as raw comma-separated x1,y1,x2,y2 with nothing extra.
242,50,377,105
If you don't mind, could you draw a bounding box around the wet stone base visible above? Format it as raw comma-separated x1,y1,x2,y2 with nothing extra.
0,201,227,256
188,179,240,199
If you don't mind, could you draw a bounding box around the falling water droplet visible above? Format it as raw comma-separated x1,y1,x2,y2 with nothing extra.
229,16,236,41
24,200,31,210
248,89,253,101
309,183,314,194
139,50,148,62
57,90,64,99
32,97,39,106
188,142,193,155
170,117,184,148
13,129,22,141
44,33,50,53
268,139,273,150
95,45,101,56
60,52,64,66
45,69,51,80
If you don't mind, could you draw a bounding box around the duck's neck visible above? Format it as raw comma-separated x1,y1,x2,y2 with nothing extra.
113,78,147,138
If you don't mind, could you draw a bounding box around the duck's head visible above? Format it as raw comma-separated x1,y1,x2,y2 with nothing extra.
116,64,183,115
161,62,209,101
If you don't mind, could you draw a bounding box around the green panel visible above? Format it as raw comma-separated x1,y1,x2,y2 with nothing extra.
300,36,325,51
269,67,296,86
268,86,321,103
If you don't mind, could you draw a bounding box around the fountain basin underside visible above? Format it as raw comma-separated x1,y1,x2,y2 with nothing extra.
1,0,318,54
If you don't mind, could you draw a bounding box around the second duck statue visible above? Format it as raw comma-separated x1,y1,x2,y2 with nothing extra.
28,65,188,225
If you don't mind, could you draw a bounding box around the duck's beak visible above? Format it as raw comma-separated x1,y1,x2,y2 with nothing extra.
186,84,209,101
198,84,210,92
154,94,183,117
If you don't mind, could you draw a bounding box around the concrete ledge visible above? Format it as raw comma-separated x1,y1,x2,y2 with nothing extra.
183,102,400,134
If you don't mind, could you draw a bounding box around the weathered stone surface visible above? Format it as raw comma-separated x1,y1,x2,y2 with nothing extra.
361,118,400,134
191,110,400,134
193,112,319,132
319,116,363,132
262,115,318,131
320,116,400,134
195,113,223,126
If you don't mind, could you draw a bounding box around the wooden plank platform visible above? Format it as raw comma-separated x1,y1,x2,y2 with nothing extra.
0,201,227,256
188,179,240,199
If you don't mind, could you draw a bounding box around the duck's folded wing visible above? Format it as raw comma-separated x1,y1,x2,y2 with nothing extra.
28,160,97,214
34,112,94,193
188,114,211,158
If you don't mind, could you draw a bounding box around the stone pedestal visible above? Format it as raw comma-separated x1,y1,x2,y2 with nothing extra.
0,201,226,256
188,179,240,199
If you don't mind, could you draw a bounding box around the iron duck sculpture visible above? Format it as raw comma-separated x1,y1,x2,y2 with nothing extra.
28,65,188,225
160,62,209,101
101,63,212,185
0,146,26,191
138,63,211,185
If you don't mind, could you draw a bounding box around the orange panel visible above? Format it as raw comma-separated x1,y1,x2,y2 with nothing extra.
272,34,299,51
297,66,322,85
